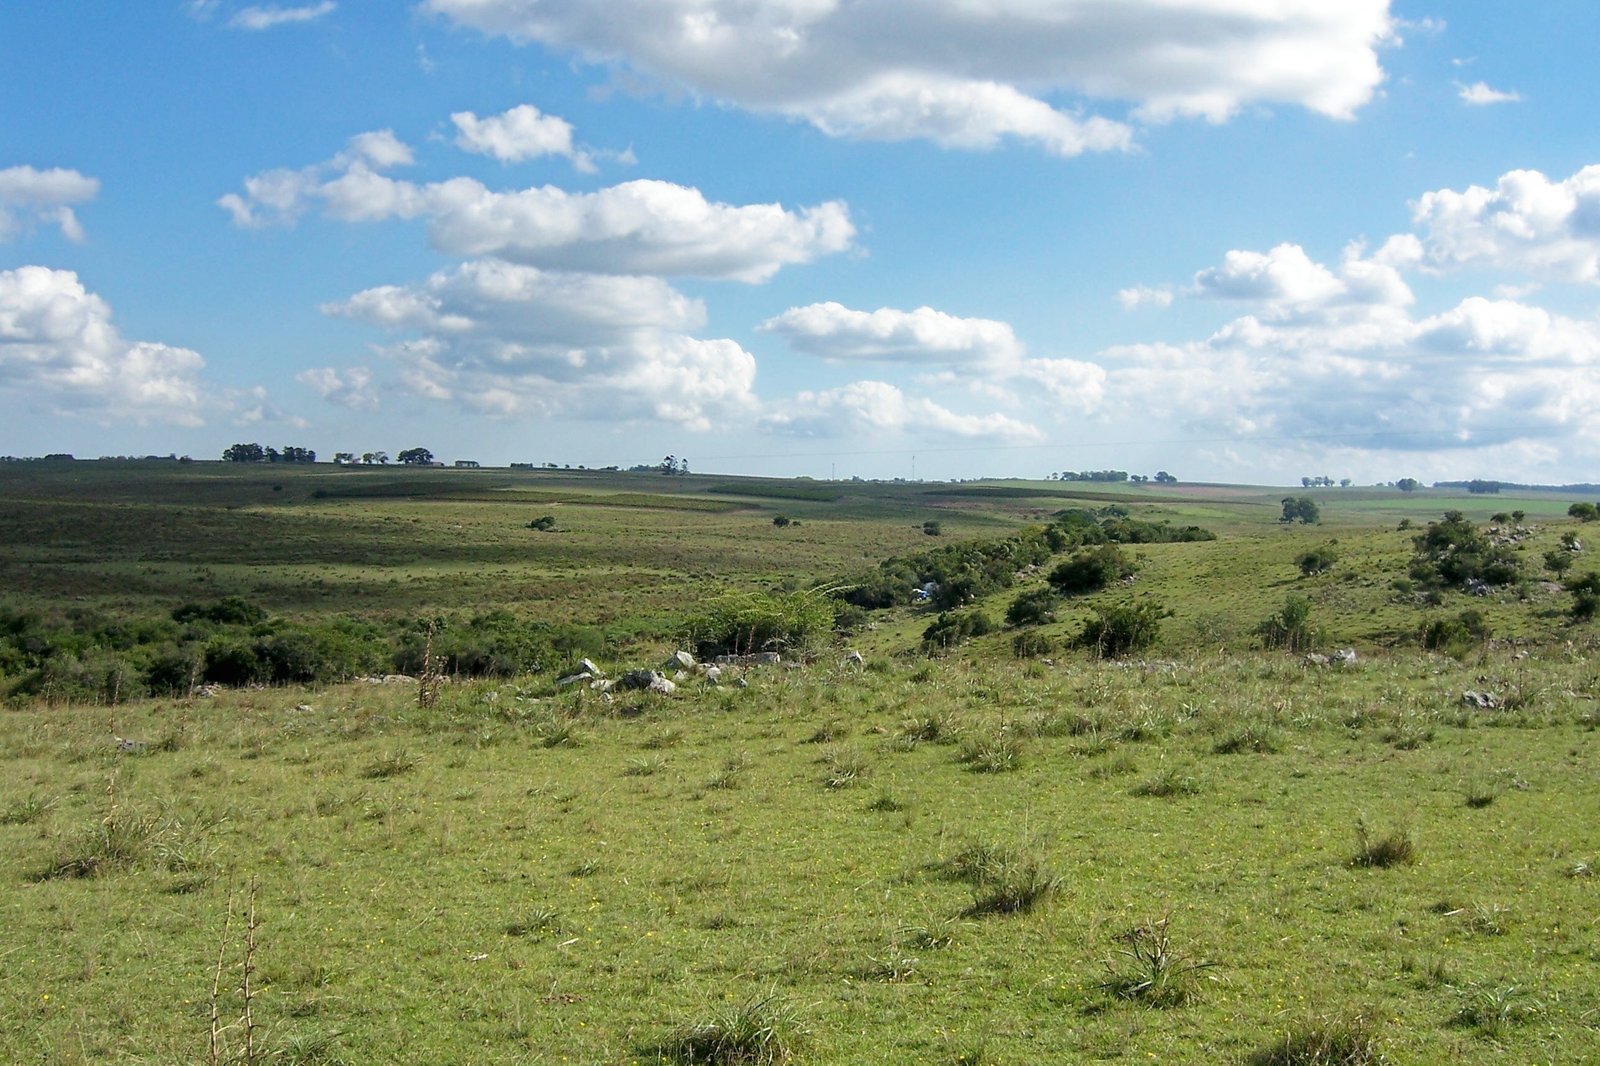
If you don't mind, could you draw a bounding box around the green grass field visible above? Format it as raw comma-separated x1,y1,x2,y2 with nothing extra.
2,462,1597,1063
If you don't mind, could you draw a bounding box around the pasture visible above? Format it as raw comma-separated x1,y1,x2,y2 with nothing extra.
1,462,1597,1064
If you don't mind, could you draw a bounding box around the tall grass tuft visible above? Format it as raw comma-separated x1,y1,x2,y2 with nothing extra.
1248,1012,1383,1065
40,807,210,880
943,841,1062,917
1453,984,1540,1038
654,992,801,1064
1350,819,1415,868
958,732,1022,774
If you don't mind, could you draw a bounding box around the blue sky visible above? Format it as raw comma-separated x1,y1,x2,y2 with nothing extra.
4,1,1600,484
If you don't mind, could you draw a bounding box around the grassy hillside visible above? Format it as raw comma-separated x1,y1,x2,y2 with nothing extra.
2,462,1598,1063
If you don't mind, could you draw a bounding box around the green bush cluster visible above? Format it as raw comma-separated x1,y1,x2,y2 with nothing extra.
0,600,605,704
683,592,836,658
1420,609,1490,655
1048,545,1135,595
1409,511,1520,589
922,610,997,652
1074,601,1170,658
840,508,1214,613
1255,596,1318,652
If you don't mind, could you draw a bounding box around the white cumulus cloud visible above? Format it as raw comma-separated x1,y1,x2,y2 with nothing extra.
425,0,1395,154
0,266,223,426
1407,164,1600,282
321,259,757,428
0,166,100,243
224,141,855,281
452,104,593,170
759,302,1023,364
762,300,1106,417
763,380,1042,442
1118,285,1173,311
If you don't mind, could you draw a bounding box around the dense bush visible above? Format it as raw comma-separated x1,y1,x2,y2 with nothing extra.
1074,601,1169,658
685,592,836,658
1410,511,1520,588
1421,609,1490,655
1296,545,1338,576
922,610,997,652
839,527,1055,611
0,597,612,704
1005,588,1058,627
1048,545,1134,596
1567,572,1600,621
1255,596,1317,652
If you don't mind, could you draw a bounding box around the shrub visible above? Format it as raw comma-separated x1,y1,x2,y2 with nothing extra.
1410,511,1520,588
684,591,836,658
526,515,557,531
1048,545,1133,596
923,520,943,536
1544,549,1574,576
1255,596,1316,652
1420,609,1489,655
1011,631,1054,659
172,596,266,627
1075,601,1169,658
771,514,791,528
1567,572,1600,620
1569,502,1599,522
1004,588,1057,627
922,610,996,652
1296,545,1338,576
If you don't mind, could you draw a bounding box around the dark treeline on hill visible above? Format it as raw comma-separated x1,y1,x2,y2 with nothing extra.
221,443,316,463
839,506,1215,612
1046,470,1178,483
1433,479,1600,494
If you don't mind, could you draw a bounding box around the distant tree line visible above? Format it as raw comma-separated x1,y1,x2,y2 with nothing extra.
222,443,316,463
1048,469,1177,483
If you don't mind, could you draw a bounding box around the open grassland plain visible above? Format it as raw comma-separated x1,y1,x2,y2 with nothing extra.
3,462,1600,1062
2,654,1598,1063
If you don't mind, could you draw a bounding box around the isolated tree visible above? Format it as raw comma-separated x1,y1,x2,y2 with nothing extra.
398,447,434,466
1154,471,1177,484
1279,496,1320,524
1568,502,1599,522
333,452,355,465
1395,478,1420,493
222,443,265,463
